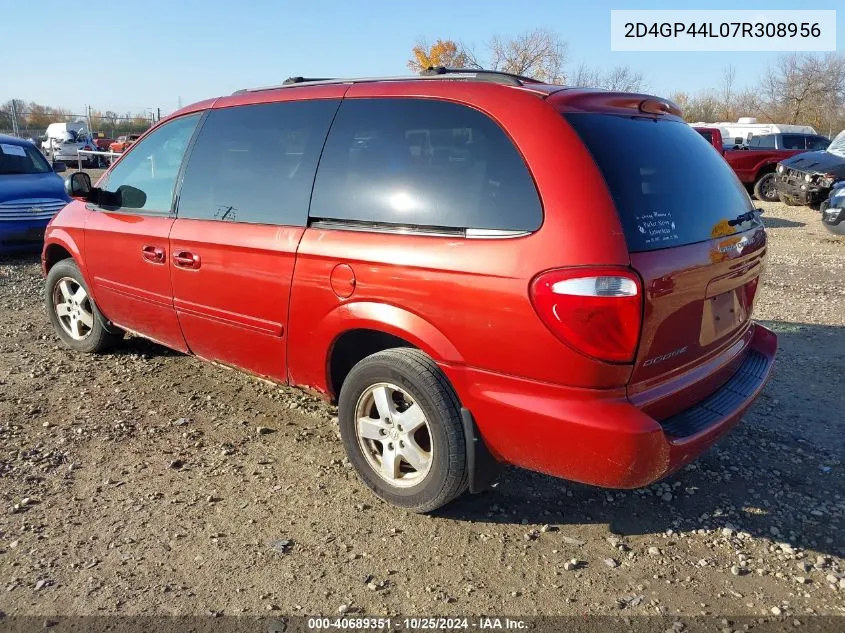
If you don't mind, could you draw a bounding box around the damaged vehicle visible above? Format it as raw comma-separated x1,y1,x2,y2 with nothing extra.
774,130,845,206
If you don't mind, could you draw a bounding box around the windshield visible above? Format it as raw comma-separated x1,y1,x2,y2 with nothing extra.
0,142,53,175
828,130,845,158
564,113,759,253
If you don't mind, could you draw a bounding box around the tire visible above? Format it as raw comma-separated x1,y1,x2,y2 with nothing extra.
45,259,123,353
753,172,779,202
337,348,468,513
777,192,801,206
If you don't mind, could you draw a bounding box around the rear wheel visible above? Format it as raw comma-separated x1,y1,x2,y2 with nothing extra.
753,172,779,202
45,259,123,353
337,348,468,513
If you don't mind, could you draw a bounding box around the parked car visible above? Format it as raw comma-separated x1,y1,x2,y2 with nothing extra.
747,133,829,151
694,126,816,202
43,70,776,512
820,181,845,236
108,134,141,153
774,130,845,207
0,135,69,252
91,133,115,151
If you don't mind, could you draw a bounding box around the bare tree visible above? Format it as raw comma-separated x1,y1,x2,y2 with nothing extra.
719,65,736,120
570,63,646,91
487,29,567,83
759,53,845,127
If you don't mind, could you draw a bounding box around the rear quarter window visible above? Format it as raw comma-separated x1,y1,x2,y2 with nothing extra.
564,113,759,253
309,98,542,233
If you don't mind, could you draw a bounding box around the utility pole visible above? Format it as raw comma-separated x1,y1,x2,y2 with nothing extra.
10,99,19,136
157,107,161,122
86,104,93,134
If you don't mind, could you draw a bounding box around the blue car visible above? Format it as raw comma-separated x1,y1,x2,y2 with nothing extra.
0,135,71,253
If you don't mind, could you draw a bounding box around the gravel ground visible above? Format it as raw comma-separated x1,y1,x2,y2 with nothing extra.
0,198,843,620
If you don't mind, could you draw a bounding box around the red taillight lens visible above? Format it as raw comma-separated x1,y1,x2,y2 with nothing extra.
529,267,643,364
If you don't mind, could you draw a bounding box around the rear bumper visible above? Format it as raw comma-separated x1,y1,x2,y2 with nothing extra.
444,323,777,489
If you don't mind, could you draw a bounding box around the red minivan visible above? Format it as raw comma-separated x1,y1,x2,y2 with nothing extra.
43,69,776,512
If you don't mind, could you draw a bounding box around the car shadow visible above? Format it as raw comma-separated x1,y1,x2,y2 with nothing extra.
440,321,845,560
762,216,806,228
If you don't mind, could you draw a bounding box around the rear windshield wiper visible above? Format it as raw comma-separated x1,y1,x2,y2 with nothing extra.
728,209,763,226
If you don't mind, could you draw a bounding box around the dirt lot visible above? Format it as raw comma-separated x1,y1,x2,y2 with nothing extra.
0,198,843,620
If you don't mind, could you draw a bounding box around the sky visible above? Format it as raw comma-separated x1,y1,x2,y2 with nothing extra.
3,0,842,117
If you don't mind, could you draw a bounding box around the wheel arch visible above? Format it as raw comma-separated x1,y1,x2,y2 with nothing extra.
42,231,85,276
754,161,778,182
291,301,464,401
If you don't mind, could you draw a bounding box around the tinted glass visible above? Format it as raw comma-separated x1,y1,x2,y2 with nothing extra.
102,114,200,212
564,113,758,253
177,100,339,225
749,135,775,148
0,142,51,174
807,135,830,150
310,98,542,232
696,130,713,143
780,134,805,150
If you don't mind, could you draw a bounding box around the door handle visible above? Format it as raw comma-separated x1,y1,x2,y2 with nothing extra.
142,245,166,264
173,250,201,269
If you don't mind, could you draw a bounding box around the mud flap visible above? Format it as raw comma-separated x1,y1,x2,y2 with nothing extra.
460,407,503,493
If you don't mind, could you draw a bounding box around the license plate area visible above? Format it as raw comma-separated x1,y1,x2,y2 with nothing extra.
700,288,749,346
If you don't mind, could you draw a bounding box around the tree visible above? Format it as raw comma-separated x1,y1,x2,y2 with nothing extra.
719,65,736,120
487,29,567,83
407,39,474,72
759,53,845,129
572,63,646,92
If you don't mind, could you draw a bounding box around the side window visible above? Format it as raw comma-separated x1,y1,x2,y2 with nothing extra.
310,98,543,232
750,135,775,149
807,136,830,150
101,114,200,213
780,134,804,150
177,100,340,225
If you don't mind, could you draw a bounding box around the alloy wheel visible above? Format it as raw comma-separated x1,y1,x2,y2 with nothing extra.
354,382,433,488
52,277,94,341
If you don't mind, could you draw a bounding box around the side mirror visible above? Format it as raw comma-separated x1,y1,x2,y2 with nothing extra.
65,171,92,199
116,184,146,209
52,161,67,173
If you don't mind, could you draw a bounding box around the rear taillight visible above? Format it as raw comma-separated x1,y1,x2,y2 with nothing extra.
529,267,643,364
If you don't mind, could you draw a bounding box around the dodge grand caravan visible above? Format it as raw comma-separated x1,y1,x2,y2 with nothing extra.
43,68,777,512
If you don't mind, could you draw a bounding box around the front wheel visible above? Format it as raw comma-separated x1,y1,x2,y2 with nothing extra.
337,348,468,513
777,192,801,207
754,173,779,202
45,259,123,353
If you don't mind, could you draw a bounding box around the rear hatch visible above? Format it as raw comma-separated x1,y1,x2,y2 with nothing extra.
563,111,766,416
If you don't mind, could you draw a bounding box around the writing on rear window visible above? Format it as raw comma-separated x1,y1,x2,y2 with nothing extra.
635,210,680,246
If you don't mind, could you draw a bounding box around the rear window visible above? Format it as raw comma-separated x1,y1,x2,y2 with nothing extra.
564,113,759,252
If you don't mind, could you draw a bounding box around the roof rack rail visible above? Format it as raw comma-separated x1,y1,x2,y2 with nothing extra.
282,76,336,85
230,69,546,95
419,66,543,86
